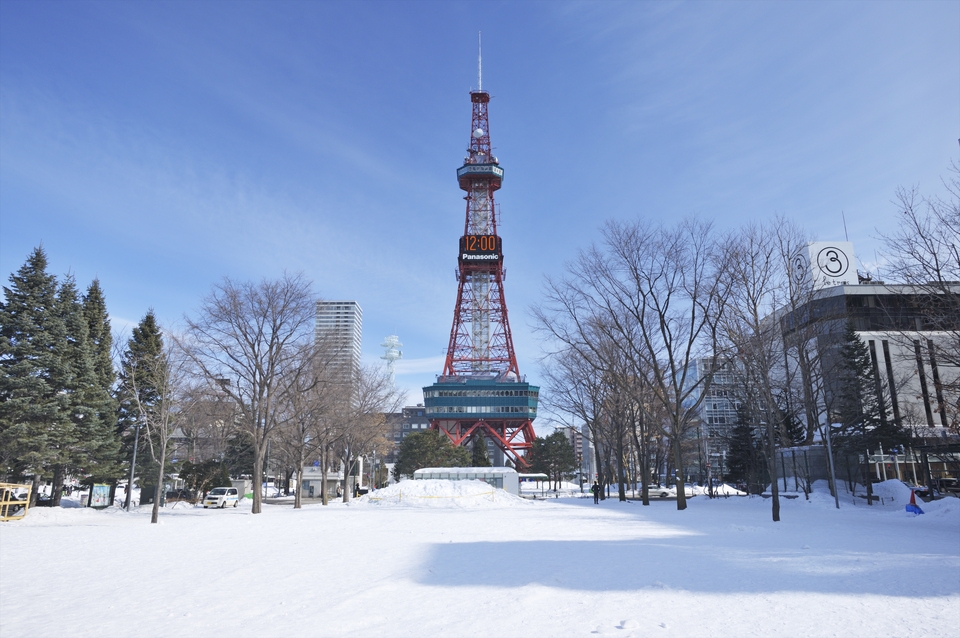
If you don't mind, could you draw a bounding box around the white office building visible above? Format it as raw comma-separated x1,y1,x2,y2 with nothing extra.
315,300,362,380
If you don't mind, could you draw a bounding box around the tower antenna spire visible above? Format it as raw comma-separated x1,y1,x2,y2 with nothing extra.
478,31,482,91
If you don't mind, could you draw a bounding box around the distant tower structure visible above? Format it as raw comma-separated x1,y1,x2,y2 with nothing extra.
380,335,403,384
422,48,538,469
315,301,362,383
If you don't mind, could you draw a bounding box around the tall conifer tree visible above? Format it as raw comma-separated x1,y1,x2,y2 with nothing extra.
81,280,121,481
55,277,122,492
470,430,491,467
116,311,165,483
83,280,117,416
833,322,907,453
0,248,69,496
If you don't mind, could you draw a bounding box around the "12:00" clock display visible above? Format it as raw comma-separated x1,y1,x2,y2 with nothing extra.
459,234,502,263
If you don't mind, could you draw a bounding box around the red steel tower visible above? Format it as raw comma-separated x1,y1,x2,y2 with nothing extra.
422,72,538,469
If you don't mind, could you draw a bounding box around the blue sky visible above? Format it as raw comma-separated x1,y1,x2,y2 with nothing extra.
2,1,958,417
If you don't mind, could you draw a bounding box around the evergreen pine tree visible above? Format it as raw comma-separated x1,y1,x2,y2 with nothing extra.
724,421,765,494
116,311,166,484
832,322,907,454
83,280,118,423
0,247,70,492
49,275,94,502
780,407,806,447
528,432,577,489
54,277,122,489
470,430,491,467
81,280,121,481
392,429,470,480
224,431,255,478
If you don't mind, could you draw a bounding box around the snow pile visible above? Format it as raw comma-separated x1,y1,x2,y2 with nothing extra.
870,479,960,521
689,483,745,496
870,478,914,503
358,479,530,508
520,479,590,498
12,504,123,526
923,494,960,521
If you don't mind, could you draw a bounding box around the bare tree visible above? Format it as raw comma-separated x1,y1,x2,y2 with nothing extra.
534,277,631,502
335,363,404,503
721,218,810,521
879,169,960,431
539,344,614,499
272,341,342,509
122,338,191,524
592,219,732,510
882,168,960,293
181,273,316,514
175,385,236,465
536,217,732,510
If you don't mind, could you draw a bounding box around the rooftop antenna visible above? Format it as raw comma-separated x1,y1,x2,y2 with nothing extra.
841,210,849,242
478,31,482,91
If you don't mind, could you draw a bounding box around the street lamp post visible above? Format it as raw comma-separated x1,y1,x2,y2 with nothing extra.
578,451,583,493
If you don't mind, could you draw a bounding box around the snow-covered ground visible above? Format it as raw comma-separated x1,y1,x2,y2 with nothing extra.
1,479,957,637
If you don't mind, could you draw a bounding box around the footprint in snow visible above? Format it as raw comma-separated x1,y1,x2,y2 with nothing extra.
592,620,640,634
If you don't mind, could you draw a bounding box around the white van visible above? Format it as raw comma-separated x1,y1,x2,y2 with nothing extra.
203,487,240,508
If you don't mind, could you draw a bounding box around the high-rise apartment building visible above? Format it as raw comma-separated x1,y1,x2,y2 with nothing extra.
315,301,362,380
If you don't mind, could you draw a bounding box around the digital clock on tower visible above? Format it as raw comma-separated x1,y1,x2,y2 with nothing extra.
459,234,502,263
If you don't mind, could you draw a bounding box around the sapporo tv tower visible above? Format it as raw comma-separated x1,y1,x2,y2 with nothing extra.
422,42,538,469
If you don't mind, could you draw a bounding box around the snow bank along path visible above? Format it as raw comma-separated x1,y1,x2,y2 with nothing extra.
358,478,530,508
1,480,957,638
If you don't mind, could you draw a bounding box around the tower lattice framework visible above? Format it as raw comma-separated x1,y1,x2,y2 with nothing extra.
443,90,519,379
424,86,538,470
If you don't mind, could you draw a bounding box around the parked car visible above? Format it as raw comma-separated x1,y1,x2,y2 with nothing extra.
651,486,695,499
203,487,240,508
934,478,960,495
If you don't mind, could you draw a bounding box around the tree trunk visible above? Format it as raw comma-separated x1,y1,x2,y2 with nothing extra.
673,434,687,511
797,346,819,445
51,465,64,507
251,449,263,514
593,439,604,501
29,475,41,508
640,437,649,506
320,448,329,506
294,462,303,509
151,442,167,524
767,418,780,522
616,436,627,502
124,423,140,510
342,447,351,503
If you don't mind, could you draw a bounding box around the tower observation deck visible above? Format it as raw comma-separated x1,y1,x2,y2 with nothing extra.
422,80,538,469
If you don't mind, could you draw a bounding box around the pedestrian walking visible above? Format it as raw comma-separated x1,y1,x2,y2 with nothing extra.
591,481,600,504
